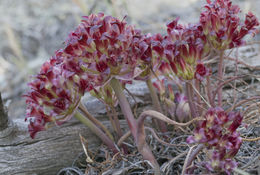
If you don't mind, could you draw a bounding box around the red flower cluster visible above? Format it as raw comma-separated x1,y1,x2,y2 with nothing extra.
132,33,166,80
187,107,243,174
163,18,207,80
62,13,143,84
24,52,92,138
156,0,259,81
25,13,144,138
200,0,259,50
205,150,237,175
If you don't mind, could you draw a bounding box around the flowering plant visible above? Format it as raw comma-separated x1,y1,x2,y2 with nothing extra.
187,107,243,174
24,0,259,174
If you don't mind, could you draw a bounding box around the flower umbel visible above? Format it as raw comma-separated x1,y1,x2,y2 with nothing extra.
62,13,143,86
163,18,207,80
24,54,92,138
200,0,259,50
187,107,243,174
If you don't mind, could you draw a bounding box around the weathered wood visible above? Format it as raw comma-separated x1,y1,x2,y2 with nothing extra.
0,92,8,131
0,118,127,175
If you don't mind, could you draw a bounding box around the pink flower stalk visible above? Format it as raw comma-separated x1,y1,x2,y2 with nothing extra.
163,18,207,80
24,53,93,138
187,107,243,174
200,0,259,50
62,13,143,85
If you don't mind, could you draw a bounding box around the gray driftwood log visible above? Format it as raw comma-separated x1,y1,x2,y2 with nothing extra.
0,119,128,175
0,92,8,131
0,82,153,175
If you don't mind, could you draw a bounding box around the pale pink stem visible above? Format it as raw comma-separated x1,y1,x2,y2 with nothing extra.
206,75,214,107
186,82,198,118
110,78,160,174
146,77,167,132
110,78,137,138
217,51,224,106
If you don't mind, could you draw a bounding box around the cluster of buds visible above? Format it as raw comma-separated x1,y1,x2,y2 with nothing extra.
24,52,93,138
62,13,143,86
133,33,166,80
200,0,259,50
163,18,208,80
187,107,243,174
24,13,147,138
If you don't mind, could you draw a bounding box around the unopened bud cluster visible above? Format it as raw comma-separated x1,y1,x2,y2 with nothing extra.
187,107,243,174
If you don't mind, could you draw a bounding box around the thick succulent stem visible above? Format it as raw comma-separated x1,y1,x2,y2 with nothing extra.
138,110,201,128
217,51,224,106
195,79,202,115
74,111,119,154
186,82,198,118
110,78,160,174
206,75,214,107
0,92,8,131
106,105,117,133
137,113,160,175
137,142,161,175
109,106,129,154
146,78,167,132
110,78,138,138
79,102,114,141
111,106,124,137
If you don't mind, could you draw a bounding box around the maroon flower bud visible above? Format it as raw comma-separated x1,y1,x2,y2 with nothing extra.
221,159,237,175
228,111,243,133
174,93,190,123
195,63,210,81
205,150,237,175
